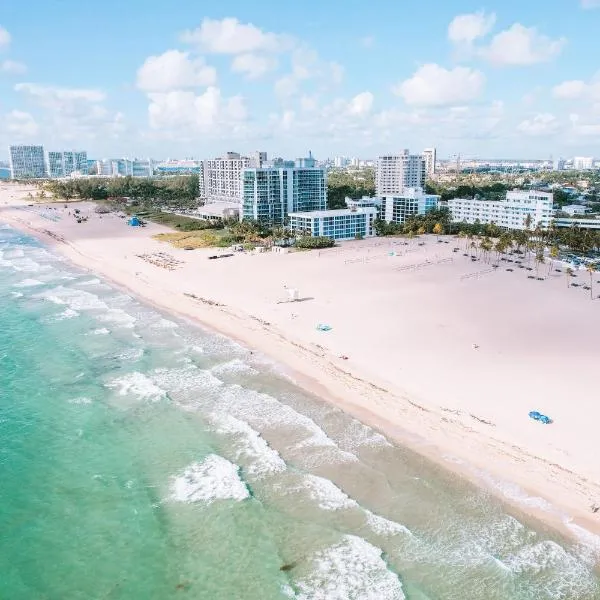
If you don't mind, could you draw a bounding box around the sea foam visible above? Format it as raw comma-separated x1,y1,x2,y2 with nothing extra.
209,414,286,478
293,535,405,600
170,454,249,504
301,475,358,511
106,372,166,402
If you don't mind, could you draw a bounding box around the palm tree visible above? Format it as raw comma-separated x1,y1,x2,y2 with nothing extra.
566,267,574,288
548,245,559,276
535,246,545,278
587,263,597,300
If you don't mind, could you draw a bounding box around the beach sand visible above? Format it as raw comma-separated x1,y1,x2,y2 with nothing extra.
2,182,600,546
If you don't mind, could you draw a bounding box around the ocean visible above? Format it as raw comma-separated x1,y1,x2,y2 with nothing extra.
1,223,599,600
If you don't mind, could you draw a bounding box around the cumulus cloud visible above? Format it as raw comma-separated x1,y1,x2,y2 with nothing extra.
231,53,277,79
0,59,26,74
448,11,496,44
347,91,374,116
136,50,216,92
553,75,600,101
5,110,38,137
181,17,292,54
481,24,565,66
393,63,485,107
14,82,123,140
569,113,600,135
517,113,559,136
274,46,343,102
0,26,10,49
147,87,247,134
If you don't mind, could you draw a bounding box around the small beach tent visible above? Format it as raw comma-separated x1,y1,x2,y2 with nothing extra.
128,216,141,227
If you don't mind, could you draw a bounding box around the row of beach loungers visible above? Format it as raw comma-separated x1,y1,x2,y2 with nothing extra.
135,252,183,270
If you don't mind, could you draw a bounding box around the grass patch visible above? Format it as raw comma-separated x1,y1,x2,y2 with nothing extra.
144,211,222,231
153,229,236,249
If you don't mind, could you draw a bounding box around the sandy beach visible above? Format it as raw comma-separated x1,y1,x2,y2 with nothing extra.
2,182,600,546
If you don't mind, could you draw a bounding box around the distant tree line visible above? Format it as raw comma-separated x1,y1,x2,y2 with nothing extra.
327,169,375,209
44,175,200,208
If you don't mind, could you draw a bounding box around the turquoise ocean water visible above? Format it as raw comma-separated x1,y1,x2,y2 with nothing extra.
1,223,599,599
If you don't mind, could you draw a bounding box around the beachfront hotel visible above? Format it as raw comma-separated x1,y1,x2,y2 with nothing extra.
241,153,327,225
9,145,46,179
375,150,426,196
289,197,378,240
380,188,441,224
47,151,88,178
199,151,267,204
448,190,554,230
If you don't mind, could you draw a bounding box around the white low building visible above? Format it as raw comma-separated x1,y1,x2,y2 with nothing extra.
448,190,554,230
561,204,589,216
380,188,440,224
289,205,378,240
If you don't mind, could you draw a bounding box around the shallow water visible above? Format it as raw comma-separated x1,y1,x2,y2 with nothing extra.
1,224,599,599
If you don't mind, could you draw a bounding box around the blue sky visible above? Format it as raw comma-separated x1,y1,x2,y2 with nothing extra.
0,0,599,160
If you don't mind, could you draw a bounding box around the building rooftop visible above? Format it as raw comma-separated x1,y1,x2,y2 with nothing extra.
289,207,378,218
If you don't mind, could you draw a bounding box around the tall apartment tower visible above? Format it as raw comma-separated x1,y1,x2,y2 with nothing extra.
422,148,437,177
199,152,251,203
9,145,46,179
242,153,327,225
375,150,425,197
47,151,88,178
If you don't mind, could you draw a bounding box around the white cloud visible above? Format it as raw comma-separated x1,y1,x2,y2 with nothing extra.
136,50,216,92
6,110,38,137
0,26,10,49
15,83,105,107
231,53,277,79
581,0,600,8
393,63,485,107
481,24,565,66
0,59,26,74
448,11,496,44
274,48,342,100
553,75,600,102
347,91,374,116
517,113,559,136
360,36,374,48
147,87,247,134
181,17,291,54
553,80,587,99
14,82,123,141
569,113,600,135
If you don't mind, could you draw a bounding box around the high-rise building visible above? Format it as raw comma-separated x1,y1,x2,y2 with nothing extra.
422,148,437,177
46,151,88,178
250,151,267,168
242,153,327,225
375,150,425,196
448,190,554,230
573,156,594,170
9,145,46,179
553,158,566,171
199,152,252,203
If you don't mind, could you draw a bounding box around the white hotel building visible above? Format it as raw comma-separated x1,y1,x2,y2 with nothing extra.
375,150,426,197
448,190,554,230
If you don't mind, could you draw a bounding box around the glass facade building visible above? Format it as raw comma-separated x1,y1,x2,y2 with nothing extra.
289,207,378,240
380,188,440,224
242,157,327,225
46,151,88,178
9,145,46,179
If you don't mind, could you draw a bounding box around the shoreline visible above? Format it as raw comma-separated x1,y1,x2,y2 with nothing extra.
2,201,600,554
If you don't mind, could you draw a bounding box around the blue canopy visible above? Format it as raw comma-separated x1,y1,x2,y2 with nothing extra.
128,216,141,226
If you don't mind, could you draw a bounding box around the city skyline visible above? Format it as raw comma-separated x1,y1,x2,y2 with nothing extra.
0,1,599,159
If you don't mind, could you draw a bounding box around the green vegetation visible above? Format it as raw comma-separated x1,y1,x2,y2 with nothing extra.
294,236,336,249
139,211,222,231
44,176,200,208
327,168,375,209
